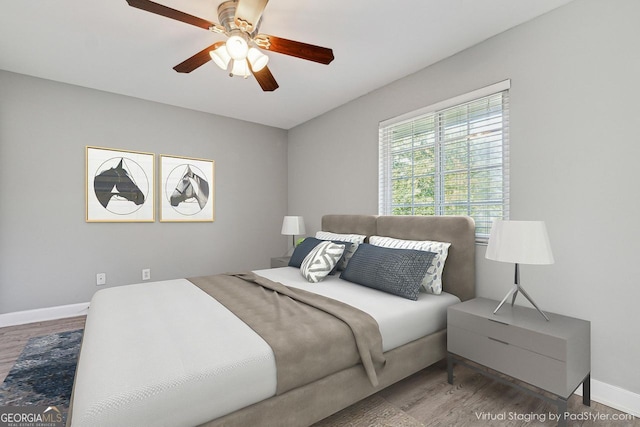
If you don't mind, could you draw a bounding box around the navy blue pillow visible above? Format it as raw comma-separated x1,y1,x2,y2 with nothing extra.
288,238,324,268
340,243,436,300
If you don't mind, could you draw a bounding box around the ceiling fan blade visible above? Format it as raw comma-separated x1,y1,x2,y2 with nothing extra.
126,0,214,30
173,42,224,73
250,63,279,92
235,0,269,32
256,35,334,65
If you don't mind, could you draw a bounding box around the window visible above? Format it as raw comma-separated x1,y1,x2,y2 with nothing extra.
379,81,510,241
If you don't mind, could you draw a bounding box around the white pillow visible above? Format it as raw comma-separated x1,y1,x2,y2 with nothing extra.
300,241,345,283
369,236,451,295
315,231,366,270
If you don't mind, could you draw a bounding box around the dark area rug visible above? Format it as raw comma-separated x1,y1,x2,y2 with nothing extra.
0,329,83,414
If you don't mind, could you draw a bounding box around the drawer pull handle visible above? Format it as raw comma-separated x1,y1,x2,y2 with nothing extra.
488,337,510,346
488,318,510,326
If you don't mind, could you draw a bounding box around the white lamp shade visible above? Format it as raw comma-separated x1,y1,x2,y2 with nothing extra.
486,220,554,265
226,34,249,60
230,59,250,78
209,45,231,70
281,216,306,235
247,47,269,72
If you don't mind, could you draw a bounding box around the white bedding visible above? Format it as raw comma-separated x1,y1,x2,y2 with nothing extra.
71,270,460,427
255,267,461,352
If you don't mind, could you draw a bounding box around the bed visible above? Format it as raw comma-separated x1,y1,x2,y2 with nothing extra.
68,214,475,427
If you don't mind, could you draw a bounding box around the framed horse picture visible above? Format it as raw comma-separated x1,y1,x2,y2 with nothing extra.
86,146,155,222
160,155,215,222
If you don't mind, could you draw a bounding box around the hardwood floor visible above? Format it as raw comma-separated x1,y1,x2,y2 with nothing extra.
374,361,640,426
1,316,638,426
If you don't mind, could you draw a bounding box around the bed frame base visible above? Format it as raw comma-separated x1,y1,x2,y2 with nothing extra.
200,330,446,427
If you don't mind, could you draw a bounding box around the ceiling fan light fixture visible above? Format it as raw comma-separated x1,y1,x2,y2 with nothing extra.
230,59,251,78
247,47,269,72
127,0,334,92
226,31,249,60
209,44,231,70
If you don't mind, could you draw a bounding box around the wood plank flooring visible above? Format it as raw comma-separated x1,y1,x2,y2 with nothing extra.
375,360,639,426
1,316,638,426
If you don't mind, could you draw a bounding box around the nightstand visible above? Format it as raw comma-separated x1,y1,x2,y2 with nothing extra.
447,297,590,427
270,256,290,268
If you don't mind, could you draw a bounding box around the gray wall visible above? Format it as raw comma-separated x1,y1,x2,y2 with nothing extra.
288,0,640,394
0,70,288,313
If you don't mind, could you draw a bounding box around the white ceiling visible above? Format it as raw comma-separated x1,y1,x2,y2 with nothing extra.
1,0,574,129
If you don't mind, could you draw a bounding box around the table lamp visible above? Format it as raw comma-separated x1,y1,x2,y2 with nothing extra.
281,216,306,256
485,220,554,321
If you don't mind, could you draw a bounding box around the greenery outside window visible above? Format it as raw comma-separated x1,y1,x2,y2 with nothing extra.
378,81,510,241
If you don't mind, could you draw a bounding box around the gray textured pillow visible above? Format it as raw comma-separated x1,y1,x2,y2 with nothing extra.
300,241,346,283
369,236,451,294
340,243,436,300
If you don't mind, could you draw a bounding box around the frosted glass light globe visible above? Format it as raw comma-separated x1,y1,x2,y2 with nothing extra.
247,47,269,72
226,35,249,60
230,59,250,78
209,44,231,69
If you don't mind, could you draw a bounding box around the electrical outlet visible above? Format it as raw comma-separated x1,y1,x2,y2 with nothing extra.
96,273,106,286
142,268,151,281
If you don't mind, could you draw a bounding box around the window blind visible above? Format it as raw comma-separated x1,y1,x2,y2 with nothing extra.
379,81,510,240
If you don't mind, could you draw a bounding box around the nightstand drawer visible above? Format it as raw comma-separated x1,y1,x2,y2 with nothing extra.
449,304,567,361
448,324,569,396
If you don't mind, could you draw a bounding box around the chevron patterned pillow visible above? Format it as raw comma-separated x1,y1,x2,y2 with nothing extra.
300,241,346,283
315,231,366,270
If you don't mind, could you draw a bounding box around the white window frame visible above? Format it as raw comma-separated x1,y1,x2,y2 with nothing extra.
378,80,510,242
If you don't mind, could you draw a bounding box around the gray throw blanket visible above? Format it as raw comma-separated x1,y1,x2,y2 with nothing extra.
188,272,386,395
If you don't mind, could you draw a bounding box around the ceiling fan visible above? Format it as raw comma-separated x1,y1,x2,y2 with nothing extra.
126,0,335,92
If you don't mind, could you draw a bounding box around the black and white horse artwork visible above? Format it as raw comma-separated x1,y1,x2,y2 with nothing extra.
170,165,209,211
94,158,145,209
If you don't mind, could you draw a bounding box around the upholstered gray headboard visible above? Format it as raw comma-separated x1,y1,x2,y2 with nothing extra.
321,215,476,301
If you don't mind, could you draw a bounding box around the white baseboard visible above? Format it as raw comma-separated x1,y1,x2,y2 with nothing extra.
575,379,640,418
0,302,89,328
1,303,639,419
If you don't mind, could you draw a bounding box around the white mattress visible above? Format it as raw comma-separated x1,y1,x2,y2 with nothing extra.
71,279,277,427
71,270,460,426
255,267,461,352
